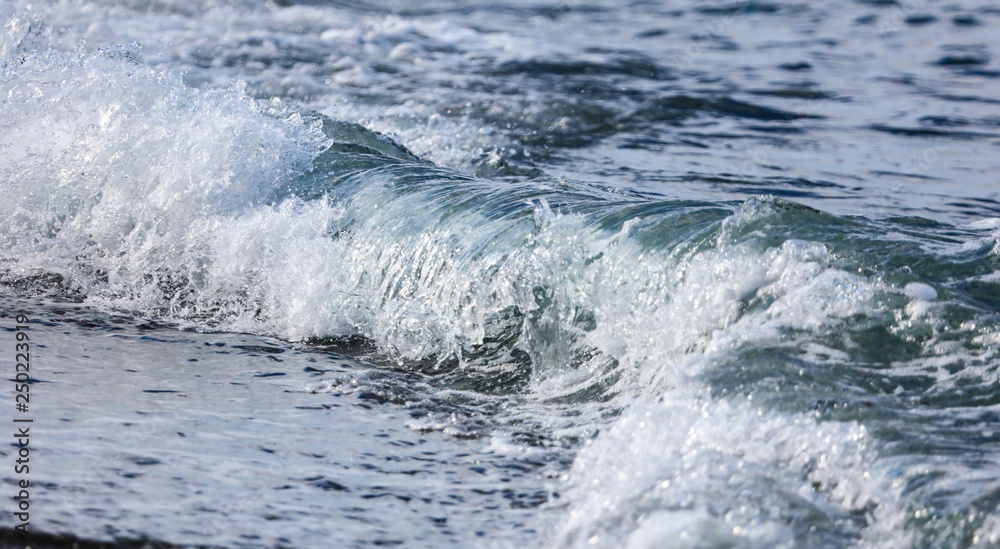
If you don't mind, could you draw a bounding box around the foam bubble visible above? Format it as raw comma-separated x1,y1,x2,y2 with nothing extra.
903,282,937,302
552,395,886,549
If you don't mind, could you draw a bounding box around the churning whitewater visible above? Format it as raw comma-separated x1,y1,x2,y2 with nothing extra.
2,2,1000,548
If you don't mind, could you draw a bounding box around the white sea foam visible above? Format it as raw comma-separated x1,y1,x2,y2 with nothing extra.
551,395,892,549
0,24,330,319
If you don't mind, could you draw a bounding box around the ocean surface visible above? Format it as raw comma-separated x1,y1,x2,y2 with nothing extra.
2,0,1000,547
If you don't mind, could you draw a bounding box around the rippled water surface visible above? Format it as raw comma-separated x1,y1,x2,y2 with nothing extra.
2,1,1000,548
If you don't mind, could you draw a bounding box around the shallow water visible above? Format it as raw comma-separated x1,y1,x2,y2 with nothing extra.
6,297,554,548
2,1,1000,548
